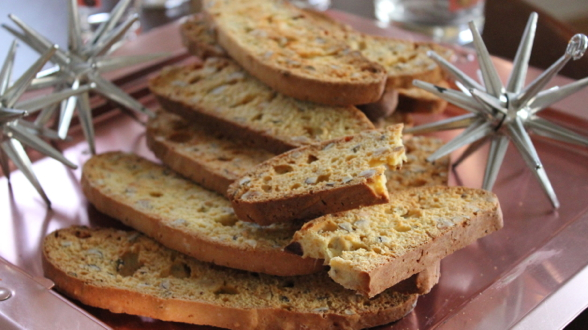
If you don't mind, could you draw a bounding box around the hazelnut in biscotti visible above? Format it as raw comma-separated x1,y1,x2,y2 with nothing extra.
227,125,406,226
290,186,503,297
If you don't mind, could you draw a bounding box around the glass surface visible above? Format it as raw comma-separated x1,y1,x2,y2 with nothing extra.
374,0,485,44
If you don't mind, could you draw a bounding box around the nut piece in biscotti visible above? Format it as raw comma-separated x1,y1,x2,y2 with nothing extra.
290,186,503,297
202,0,386,106
81,151,323,276
227,125,406,226
147,109,274,197
148,58,375,154
43,226,418,330
385,136,449,192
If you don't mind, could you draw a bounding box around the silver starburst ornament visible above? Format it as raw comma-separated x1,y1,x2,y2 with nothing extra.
406,13,588,209
0,41,94,206
3,0,164,154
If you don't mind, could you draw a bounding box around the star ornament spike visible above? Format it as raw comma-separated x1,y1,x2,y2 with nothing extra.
405,13,588,209
2,0,167,154
1,41,84,207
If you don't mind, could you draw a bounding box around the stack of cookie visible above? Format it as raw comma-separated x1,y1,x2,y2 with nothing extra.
41,1,503,329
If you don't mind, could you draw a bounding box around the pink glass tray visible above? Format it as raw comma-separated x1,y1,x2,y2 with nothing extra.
1,12,588,330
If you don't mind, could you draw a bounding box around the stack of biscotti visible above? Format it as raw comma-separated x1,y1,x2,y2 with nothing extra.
41,2,505,328
63,150,439,329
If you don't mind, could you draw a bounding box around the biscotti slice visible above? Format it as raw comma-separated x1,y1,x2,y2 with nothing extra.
147,109,274,196
386,136,449,191
227,125,406,225
202,0,386,106
290,186,503,297
149,58,375,154
81,151,322,276
43,226,418,330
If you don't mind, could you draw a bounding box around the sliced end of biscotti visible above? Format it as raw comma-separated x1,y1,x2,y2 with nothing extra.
146,109,274,196
227,125,407,225
81,151,323,276
203,0,387,106
290,186,503,297
148,58,375,154
43,226,418,330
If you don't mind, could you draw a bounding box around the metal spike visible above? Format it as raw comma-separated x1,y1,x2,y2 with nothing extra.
427,50,485,91
7,14,69,65
469,89,508,117
29,74,64,90
0,108,27,121
88,14,139,58
76,91,96,154
16,119,65,140
0,40,18,95
5,122,76,168
0,147,10,180
527,116,588,146
506,13,538,94
34,103,59,127
1,139,51,206
94,53,170,73
68,0,83,53
469,21,504,98
404,113,477,135
482,135,510,190
515,34,587,108
2,24,48,56
452,135,489,168
506,118,541,169
57,83,80,139
427,119,493,161
3,46,58,108
91,73,155,117
89,0,133,47
528,76,588,114
413,80,484,113
14,84,91,113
